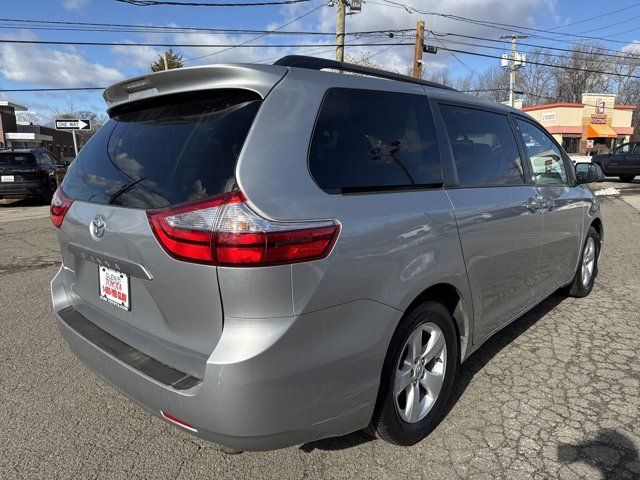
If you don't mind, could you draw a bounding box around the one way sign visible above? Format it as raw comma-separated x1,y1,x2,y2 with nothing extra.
55,119,91,130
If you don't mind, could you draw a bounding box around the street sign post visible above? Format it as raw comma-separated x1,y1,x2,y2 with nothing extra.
55,119,91,156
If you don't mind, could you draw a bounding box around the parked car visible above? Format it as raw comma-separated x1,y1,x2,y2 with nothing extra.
0,148,68,204
50,56,605,452
591,141,640,182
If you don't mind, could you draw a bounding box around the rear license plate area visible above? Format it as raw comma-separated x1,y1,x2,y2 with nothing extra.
99,266,130,311
1,175,14,182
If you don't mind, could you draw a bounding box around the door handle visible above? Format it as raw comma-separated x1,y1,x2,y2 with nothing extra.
526,197,542,213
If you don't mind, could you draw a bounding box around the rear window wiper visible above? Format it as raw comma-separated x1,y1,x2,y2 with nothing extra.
108,177,146,205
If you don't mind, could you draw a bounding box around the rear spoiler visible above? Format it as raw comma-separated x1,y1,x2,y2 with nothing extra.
102,63,287,114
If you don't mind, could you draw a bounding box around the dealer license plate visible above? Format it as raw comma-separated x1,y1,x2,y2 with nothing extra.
99,266,130,310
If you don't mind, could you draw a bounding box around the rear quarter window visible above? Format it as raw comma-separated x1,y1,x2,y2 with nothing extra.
0,154,36,166
309,88,442,193
61,89,261,209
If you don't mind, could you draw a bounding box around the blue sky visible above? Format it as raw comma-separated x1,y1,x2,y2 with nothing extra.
0,0,638,124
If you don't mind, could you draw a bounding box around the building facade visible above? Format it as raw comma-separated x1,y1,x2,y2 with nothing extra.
0,101,75,160
518,93,635,154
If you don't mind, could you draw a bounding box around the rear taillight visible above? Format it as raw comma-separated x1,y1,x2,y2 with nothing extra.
147,192,340,267
50,187,73,229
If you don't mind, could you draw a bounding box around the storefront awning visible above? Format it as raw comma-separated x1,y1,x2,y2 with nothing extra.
586,124,617,138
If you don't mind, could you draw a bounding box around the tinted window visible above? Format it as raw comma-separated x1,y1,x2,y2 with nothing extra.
37,152,52,166
633,143,640,154
0,153,35,167
309,88,441,192
61,90,261,209
516,119,568,186
615,143,631,154
440,105,525,187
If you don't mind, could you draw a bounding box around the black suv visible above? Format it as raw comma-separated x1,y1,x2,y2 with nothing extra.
0,148,69,203
591,141,640,182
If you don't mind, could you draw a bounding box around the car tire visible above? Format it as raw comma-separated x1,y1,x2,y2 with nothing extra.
619,174,636,183
561,226,600,298
368,301,458,446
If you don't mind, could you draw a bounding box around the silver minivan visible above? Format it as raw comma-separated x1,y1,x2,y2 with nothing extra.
50,56,604,452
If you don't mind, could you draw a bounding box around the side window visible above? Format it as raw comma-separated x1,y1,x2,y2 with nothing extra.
439,105,525,187
309,88,441,193
46,152,60,164
633,144,640,154
37,152,51,167
615,144,631,154
515,119,568,186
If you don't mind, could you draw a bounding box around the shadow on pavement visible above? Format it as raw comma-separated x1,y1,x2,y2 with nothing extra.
448,292,566,411
557,429,639,479
300,430,374,453
301,293,568,453
0,197,45,208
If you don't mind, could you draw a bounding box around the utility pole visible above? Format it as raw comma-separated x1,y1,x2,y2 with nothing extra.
335,0,346,62
412,20,425,78
163,52,169,71
500,35,528,107
71,130,78,157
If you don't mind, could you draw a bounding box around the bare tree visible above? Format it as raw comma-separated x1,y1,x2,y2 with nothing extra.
550,43,613,103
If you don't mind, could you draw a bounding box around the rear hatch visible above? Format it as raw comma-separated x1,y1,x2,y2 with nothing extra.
0,152,39,183
56,88,264,378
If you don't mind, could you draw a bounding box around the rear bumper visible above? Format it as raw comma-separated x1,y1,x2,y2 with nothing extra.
0,180,46,197
51,266,401,451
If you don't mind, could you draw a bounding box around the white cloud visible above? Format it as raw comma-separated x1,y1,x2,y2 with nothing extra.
311,0,558,74
111,43,163,72
150,0,557,78
62,0,90,11
0,31,124,88
622,40,640,55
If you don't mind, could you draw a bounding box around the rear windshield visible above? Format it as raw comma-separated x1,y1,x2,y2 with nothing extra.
61,89,262,209
0,154,36,167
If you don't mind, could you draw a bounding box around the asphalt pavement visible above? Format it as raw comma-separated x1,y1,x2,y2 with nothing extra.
0,185,639,480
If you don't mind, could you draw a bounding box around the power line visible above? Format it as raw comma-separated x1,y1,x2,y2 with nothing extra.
431,35,640,65
432,32,640,61
435,46,640,79
0,17,412,37
431,33,485,79
115,0,313,6
548,2,640,30
0,38,414,48
183,2,324,63
1,35,638,78
0,87,105,92
369,0,640,46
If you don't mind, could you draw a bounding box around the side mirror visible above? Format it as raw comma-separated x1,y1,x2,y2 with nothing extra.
575,162,605,184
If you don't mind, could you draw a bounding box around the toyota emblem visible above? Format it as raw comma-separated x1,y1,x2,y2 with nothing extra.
91,215,107,239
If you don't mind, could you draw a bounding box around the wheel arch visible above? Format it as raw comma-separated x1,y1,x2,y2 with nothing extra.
402,282,472,362
590,217,604,252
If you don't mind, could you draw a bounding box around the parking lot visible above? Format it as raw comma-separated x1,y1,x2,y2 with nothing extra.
0,183,639,480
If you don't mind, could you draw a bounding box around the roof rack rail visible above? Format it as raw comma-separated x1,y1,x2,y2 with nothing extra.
274,55,456,91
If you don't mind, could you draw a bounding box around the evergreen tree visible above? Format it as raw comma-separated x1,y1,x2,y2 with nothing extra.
150,48,184,72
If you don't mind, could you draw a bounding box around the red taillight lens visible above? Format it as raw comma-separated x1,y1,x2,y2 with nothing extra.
50,187,73,229
147,192,340,267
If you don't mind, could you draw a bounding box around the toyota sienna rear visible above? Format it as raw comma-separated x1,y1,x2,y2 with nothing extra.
51,56,604,451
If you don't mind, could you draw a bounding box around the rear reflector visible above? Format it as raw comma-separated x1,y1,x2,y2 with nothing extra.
147,191,340,267
160,410,198,432
50,187,73,229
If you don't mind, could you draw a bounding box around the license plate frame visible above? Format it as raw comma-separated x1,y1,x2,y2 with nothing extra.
99,266,130,311
1,175,15,182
